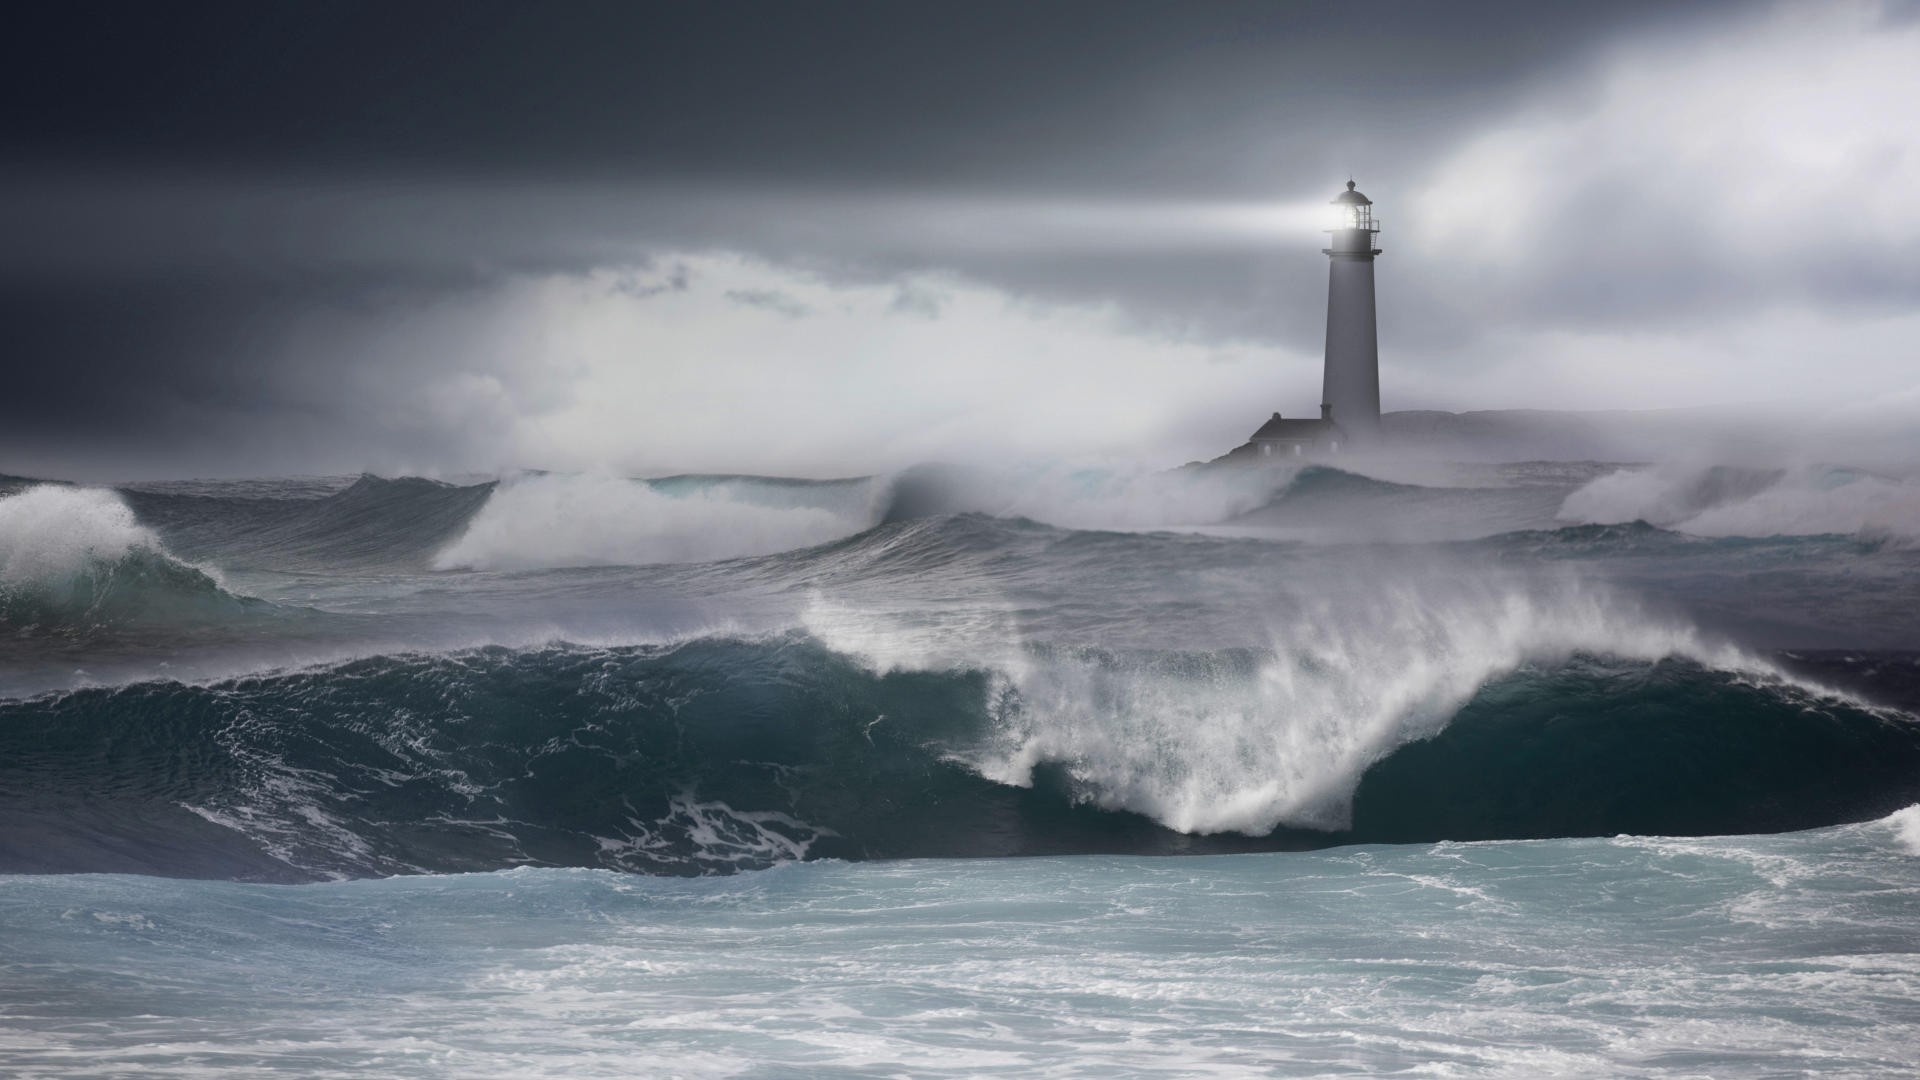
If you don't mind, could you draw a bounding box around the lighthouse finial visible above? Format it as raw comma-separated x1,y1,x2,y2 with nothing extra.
1347,178,1356,191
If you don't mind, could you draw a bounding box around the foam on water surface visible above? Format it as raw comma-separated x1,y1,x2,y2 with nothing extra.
3,824,1919,1077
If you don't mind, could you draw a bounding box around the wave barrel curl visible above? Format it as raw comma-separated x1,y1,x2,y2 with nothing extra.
2,635,1914,882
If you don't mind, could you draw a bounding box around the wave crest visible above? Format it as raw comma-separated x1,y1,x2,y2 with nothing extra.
1560,463,1920,545
1882,804,1920,856
0,485,242,627
923,577,1772,835
433,473,876,570
2,635,1909,881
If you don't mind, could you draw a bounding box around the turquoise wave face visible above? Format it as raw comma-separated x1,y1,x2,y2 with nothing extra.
3,638,1914,881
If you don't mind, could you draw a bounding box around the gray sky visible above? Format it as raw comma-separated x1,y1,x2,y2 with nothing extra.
2,0,1916,479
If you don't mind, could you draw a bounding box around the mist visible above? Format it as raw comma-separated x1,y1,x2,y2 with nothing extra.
1,0,1916,480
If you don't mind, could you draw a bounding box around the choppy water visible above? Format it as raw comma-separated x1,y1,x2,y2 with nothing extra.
6,818,1920,1078
3,457,1919,1074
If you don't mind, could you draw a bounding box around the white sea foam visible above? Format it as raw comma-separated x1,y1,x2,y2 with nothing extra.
593,794,832,870
985,580,1764,835
0,485,167,585
12,830,1918,1079
806,568,1780,836
432,472,874,570
1559,463,1920,544
1885,804,1920,856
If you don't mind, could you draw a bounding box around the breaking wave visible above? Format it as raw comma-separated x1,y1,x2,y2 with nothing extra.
435,462,1308,572
807,572,1778,835
0,485,251,628
1560,463,1920,546
5,619,1911,881
1884,803,1920,856
433,472,878,570
4,459,1916,883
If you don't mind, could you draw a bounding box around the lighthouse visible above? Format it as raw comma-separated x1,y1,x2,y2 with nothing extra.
1229,179,1386,462
1321,179,1382,440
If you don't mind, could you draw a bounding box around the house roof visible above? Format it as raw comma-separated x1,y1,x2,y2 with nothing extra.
1250,412,1335,441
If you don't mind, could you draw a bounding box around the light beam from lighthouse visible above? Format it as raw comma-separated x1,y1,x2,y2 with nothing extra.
1321,180,1382,441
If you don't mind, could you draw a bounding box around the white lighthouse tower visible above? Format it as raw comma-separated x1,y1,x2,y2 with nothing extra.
1234,178,1387,461
1320,179,1382,441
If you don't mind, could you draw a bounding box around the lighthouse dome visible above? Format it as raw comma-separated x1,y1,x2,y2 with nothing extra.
1332,180,1372,206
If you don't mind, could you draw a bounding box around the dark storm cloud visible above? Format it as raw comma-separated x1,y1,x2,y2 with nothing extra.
4,1,1728,187
1,0,1907,478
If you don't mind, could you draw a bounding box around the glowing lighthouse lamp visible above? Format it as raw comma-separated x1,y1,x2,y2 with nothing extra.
1320,179,1383,440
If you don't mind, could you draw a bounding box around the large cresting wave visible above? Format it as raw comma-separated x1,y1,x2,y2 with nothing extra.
0,485,258,630
803,572,1850,836
2,626,1912,882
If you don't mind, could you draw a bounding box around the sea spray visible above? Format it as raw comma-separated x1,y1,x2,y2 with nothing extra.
0,485,167,586
1557,463,1784,527
1560,462,1920,544
1887,804,1920,856
807,568,1788,835
0,485,241,627
433,472,875,570
1,635,1909,879
1685,470,1920,544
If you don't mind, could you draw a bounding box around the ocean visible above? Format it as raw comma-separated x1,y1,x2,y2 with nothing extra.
2,459,1918,1076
